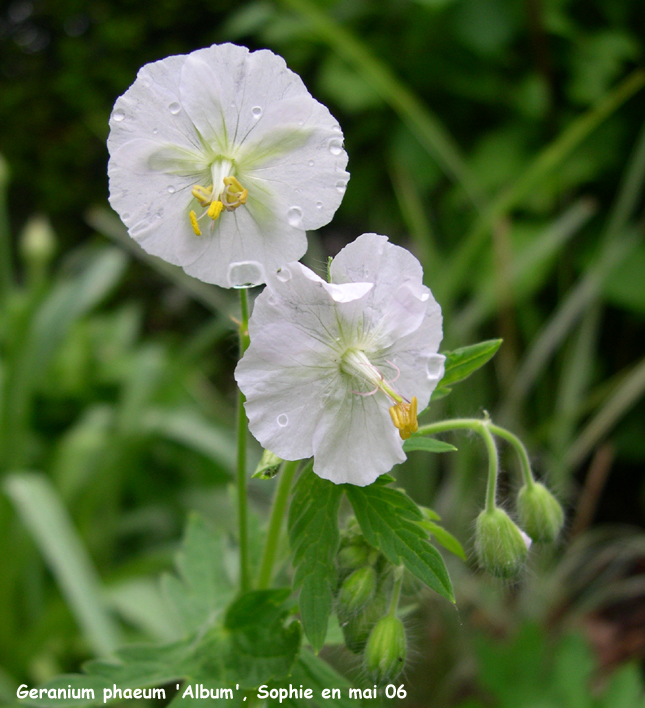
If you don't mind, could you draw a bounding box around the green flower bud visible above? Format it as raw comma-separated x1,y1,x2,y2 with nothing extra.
340,589,388,654
517,482,564,543
364,615,406,685
20,215,56,267
338,565,377,615
251,449,282,479
475,507,530,578
337,543,370,573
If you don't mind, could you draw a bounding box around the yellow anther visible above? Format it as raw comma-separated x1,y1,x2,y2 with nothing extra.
222,175,249,210
189,210,202,236
207,200,224,220
389,396,418,440
223,175,245,192
192,184,213,207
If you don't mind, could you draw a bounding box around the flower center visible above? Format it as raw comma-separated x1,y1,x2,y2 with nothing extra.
340,348,418,440
188,168,248,236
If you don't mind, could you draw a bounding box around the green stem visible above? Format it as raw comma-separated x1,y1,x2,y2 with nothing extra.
256,459,300,589
488,423,535,487
236,288,251,593
479,423,499,512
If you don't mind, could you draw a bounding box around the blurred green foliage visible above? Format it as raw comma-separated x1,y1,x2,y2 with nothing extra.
1,0,645,703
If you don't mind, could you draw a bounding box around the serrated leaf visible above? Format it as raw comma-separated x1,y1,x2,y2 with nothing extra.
439,339,502,388
288,467,343,653
345,483,454,602
403,436,457,453
219,590,302,688
268,649,358,708
419,520,467,561
26,590,300,706
161,513,234,634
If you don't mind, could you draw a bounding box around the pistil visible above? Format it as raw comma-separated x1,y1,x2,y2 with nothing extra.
341,348,418,440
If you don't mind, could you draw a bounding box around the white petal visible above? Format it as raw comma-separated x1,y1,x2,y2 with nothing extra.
312,377,406,486
108,54,205,160
182,207,308,287
235,297,340,461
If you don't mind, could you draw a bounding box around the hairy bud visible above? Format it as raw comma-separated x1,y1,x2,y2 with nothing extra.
475,507,530,578
364,615,406,685
338,565,376,615
517,482,564,543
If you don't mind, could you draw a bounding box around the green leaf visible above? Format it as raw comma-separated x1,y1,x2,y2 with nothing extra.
344,483,454,602
403,436,457,453
440,339,502,387
288,467,343,653
268,649,359,708
430,385,452,401
161,513,234,635
4,472,121,657
419,520,467,561
26,590,300,706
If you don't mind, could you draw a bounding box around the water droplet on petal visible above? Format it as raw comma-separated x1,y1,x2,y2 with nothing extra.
329,138,343,155
316,201,323,210
152,128,158,134
286,206,303,228
227,261,265,288
168,102,181,115
122,212,130,220
277,414,289,427
332,124,342,133
308,160,315,167
112,109,125,122
167,185,176,194
335,180,347,194
276,267,292,282
426,355,444,380
252,106,263,119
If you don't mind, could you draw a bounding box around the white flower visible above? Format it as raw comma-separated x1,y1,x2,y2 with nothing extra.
107,43,349,288
235,233,445,486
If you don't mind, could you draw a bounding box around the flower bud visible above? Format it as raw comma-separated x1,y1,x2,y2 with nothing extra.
340,591,388,654
20,215,56,267
338,565,376,615
337,543,370,573
475,507,530,578
364,615,406,685
517,482,564,543
251,449,282,479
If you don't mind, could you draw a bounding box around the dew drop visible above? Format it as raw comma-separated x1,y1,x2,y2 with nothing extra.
252,106,263,118
276,266,291,283
167,185,176,194
152,128,158,135
316,201,323,210
308,160,315,167
286,206,303,228
335,180,347,194
112,109,125,122
168,102,181,115
332,124,342,133
329,138,343,155
426,355,444,381
277,414,289,427
122,212,130,220
227,261,265,289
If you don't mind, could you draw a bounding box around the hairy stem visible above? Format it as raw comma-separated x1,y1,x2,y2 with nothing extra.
256,459,300,589
236,288,251,593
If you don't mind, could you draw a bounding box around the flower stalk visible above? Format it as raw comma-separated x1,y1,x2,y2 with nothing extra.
236,288,251,593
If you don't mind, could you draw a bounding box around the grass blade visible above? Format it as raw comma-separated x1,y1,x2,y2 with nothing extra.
439,69,645,301
279,0,484,210
4,472,121,656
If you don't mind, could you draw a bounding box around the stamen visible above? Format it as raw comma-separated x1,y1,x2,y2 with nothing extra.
389,397,418,440
222,175,249,210
192,184,213,207
189,210,202,236
207,200,224,220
